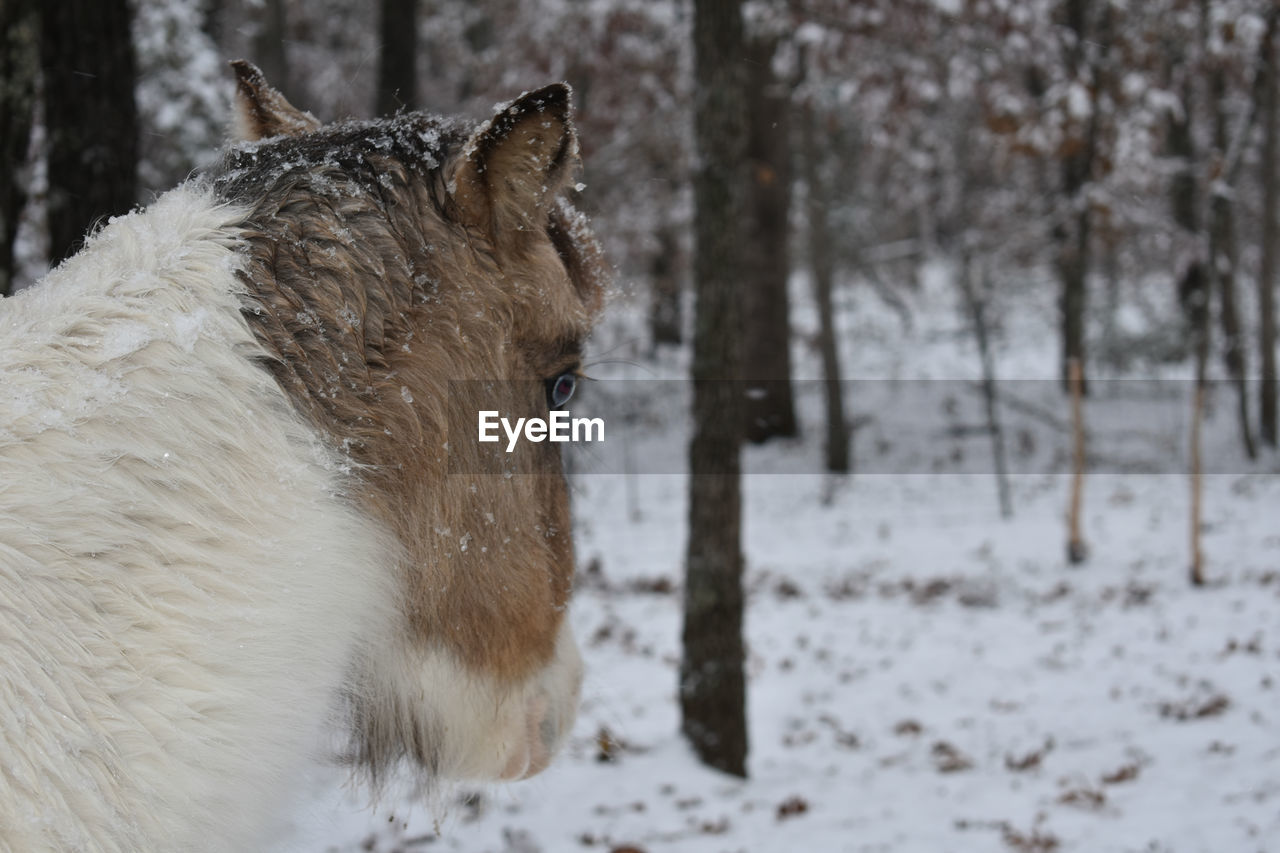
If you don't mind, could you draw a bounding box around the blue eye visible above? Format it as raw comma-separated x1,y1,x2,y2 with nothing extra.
547,373,576,409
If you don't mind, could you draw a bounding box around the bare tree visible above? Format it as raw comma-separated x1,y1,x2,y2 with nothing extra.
1198,0,1271,462
1166,38,1209,405
1161,0,1257,461
959,253,1013,520
649,221,684,347
1182,86,1210,583
40,0,138,265
742,34,797,442
680,0,749,779
1207,50,1255,460
0,0,37,296
377,0,419,115
252,0,292,106
800,97,848,474
1260,9,1279,448
1190,379,1206,586
1054,0,1108,394
1067,357,1087,563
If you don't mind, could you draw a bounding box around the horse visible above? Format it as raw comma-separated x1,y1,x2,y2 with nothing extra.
0,61,605,852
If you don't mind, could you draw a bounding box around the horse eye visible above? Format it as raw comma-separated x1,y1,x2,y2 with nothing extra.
547,373,577,409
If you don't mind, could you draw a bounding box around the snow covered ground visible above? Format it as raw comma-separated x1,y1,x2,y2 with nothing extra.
272,266,1280,853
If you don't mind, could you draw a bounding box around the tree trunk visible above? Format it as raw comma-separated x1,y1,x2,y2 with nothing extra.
1055,0,1097,394
0,0,38,297
1186,7,1210,581
649,222,683,347
1099,231,1121,368
377,0,419,115
40,0,138,266
742,36,797,442
1066,357,1087,563
681,0,748,779
1190,380,1206,586
1211,190,1255,462
1208,55,1256,460
199,0,224,47
959,253,1012,520
1260,10,1279,448
1056,203,1090,393
1188,258,1210,589
1168,68,1208,372
252,0,292,104
801,100,848,474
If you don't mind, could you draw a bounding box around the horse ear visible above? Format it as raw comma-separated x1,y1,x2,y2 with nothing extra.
449,84,578,242
230,60,322,141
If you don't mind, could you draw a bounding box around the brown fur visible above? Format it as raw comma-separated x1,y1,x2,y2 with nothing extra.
210,73,606,689
230,60,321,139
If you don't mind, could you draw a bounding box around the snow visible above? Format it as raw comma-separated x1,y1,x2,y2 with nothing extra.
268,262,1280,852
1066,82,1092,122
132,0,229,192
98,321,155,361
273,469,1280,852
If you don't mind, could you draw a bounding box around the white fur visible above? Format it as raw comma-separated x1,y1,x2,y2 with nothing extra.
356,618,583,783
0,186,583,852
0,187,396,852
